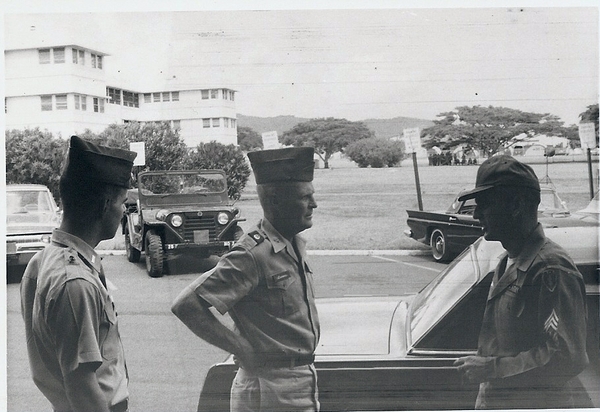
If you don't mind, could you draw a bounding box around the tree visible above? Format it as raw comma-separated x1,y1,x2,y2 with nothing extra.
579,104,599,147
422,105,576,157
5,128,67,201
280,117,374,168
96,122,188,170
183,141,251,200
345,138,404,168
237,126,263,151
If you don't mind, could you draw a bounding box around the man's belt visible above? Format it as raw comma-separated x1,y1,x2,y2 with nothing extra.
258,354,315,368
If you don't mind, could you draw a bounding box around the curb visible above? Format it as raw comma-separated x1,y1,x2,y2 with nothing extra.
98,249,430,256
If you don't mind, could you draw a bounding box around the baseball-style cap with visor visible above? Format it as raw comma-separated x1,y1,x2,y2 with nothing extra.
458,155,540,202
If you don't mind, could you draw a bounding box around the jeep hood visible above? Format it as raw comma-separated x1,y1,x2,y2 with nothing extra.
315,295,415,357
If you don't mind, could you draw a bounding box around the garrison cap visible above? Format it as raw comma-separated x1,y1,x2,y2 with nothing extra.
61,135,137,188
458,155,540,201
248,147,315,184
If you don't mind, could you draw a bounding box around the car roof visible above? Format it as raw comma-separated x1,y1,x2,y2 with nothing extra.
6,184,51,191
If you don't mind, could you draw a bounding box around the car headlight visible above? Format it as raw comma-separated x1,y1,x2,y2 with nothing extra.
217,212,230,225
41,234,52,244
170,214,183,228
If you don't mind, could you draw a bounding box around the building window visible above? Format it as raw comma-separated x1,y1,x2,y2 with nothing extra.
55,94,67,110
202,90,209,100
72,49,78,64
212,118,220,127
153,92,161,102
53,48,65,64
229,91,235,101
91,54,96,68
107,87,121,105
231,119,236,128
171,91,179,101
144,93,151,103
74,94,80,110
172,120,180,130
39,49,51,64
41,95,53,111
210,89,218,99
203,118,210,128
79,50,85,65
81,95,87,111
224,118,229,128
97,55,103,69
162,92,170,102
123,90,139,108
93,97,105,113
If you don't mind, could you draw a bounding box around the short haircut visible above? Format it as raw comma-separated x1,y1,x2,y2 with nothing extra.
59,176,124,222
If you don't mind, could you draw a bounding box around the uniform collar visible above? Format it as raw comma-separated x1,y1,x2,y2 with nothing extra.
488,223,546,300
51,229,103,274
511,223,546,272
260,218,307,261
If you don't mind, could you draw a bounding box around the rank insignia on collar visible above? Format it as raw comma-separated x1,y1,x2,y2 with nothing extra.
248,230,265,245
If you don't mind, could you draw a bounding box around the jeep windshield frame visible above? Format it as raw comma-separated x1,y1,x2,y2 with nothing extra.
137,170,229,207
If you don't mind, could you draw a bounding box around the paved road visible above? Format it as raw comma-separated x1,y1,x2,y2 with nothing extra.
6,252,444,412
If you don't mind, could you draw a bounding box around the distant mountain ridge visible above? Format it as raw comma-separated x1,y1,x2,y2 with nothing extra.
237,114,434,139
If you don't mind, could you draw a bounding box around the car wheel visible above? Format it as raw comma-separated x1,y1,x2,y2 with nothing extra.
430,229,451,262
145,230,164,278
125,230,141,263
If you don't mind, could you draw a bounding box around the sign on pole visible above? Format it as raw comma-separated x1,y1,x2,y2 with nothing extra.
261,131,279,150
579,123,597,149
403,127,421,153
129,142,145,166
403,127,423,210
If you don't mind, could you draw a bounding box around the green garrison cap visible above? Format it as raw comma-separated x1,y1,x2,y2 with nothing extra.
458,155,540,201
62,136,137,188
247,147,315,184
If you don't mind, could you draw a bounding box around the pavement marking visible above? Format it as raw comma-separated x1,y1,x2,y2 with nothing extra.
98,249,430,256
372,255,440,272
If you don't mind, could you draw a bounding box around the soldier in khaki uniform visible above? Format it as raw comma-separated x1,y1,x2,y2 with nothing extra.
21,136,136,412
172,147,320,412
454,155,590,409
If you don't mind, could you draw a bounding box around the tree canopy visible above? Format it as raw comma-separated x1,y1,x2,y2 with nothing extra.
280,117,374,168
422,105,577,157
5,128,67,200
237,126,263,151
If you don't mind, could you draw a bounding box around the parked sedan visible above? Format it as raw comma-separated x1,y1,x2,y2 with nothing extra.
196,225,599,411
406,185,595,262
6,184,61,272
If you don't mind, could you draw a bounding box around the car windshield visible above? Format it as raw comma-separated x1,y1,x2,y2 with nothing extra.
408,238,505,348
140,172,227,195
7,189,56,221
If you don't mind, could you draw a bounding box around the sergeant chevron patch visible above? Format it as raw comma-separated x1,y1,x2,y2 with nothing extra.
544,309,559,339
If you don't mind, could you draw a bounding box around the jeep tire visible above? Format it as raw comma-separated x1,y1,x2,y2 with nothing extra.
145,230,164,277
125,229,141,263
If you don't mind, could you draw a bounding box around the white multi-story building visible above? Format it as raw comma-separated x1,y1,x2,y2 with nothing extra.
5,44,238,147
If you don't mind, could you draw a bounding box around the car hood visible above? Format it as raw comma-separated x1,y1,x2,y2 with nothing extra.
315,295,415,358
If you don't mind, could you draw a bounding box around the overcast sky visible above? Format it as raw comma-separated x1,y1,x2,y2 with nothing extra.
3,1,599,125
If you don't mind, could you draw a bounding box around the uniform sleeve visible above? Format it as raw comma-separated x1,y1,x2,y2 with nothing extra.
191,247,259,315
493,267,589,383
47,279,104,375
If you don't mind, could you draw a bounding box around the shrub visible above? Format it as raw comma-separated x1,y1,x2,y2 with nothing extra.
183,141,251,200
345,138,404,168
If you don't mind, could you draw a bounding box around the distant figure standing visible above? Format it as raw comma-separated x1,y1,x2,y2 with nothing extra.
454,155,590,409
21,136,136,412
172,147,320,412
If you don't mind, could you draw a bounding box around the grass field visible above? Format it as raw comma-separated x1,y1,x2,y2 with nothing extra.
99,158,598,251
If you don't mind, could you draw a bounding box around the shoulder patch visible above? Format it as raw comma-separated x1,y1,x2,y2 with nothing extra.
542,269,558,292
248,230,265,245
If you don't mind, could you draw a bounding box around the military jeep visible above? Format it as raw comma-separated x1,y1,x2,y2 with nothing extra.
121,170,244,277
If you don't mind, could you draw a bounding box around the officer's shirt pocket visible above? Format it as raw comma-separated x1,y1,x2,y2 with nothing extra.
100,298,120,361
501,285,525,318
266,271,300,317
